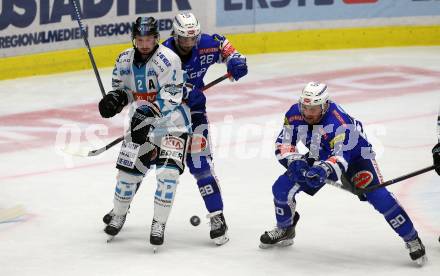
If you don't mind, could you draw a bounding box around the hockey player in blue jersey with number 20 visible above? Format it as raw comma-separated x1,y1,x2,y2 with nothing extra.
259,82,427,266
163,12,248,245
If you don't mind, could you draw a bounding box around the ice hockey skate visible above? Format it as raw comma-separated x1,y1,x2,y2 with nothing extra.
259,212,300,249
104,213,127,242
406,236,427,266
207,211,229,246
150,219,166,253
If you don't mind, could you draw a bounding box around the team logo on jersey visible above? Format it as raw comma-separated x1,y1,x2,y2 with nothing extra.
162,136,185,150
134,91,157,102
332,110,347,127
199,48,218,55
288,115,303,122
147,69,156,77
157,52,171,67
351,171,373,188
159,136,186,163
188,134,208,153
117,51,129,61
119,68,131,75
330,133,345,149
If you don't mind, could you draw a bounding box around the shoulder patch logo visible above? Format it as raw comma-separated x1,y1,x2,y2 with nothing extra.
332,109,347,127
351,171,374,188
288,115,303,122
330,133,345,148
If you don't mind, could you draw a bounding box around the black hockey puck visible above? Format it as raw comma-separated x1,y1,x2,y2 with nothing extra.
190,215,201,226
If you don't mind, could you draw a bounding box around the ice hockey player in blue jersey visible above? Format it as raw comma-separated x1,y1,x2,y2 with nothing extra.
259,82,427,265
161,12,247,245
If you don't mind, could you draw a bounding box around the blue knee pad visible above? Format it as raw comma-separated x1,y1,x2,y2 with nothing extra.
366,188,417,241
272,174,302,228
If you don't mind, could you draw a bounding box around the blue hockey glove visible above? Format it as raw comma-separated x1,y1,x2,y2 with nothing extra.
287,159,309,183
432,142,440,175
305,164,329,189
186,88,206,109
227,56,248,81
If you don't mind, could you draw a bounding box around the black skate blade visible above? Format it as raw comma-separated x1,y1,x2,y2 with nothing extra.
259,239,294,249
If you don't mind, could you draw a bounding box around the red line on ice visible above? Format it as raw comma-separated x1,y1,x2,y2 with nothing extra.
0,66,438,155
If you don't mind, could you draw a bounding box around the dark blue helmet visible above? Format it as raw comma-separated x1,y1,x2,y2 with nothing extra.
131,17,159,39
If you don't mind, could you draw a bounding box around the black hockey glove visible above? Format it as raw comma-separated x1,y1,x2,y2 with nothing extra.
98,90,128,118
130,104,160,145
432,142,440,175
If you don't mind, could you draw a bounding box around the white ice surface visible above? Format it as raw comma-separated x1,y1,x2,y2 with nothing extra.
0,47,440,276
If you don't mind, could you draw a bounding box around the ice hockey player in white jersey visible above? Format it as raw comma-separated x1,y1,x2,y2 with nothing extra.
97,16,191,250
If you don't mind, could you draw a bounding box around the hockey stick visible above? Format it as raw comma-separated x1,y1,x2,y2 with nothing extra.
63,73,231,157
63,135,124,157
325,164,440,196
202,72,231,90
354,164,440,195
70,0,106,97
327,104,440,195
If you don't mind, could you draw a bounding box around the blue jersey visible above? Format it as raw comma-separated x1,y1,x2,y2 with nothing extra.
272,102,419,243
163,34,237,89
275,101,374,181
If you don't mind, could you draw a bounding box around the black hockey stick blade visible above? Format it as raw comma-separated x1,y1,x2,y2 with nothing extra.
62,136,124,157
87,136,125,156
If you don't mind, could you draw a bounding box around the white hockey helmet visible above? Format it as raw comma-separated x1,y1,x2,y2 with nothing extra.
299,82,329,106
172,12,201,39
299,82,330,116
